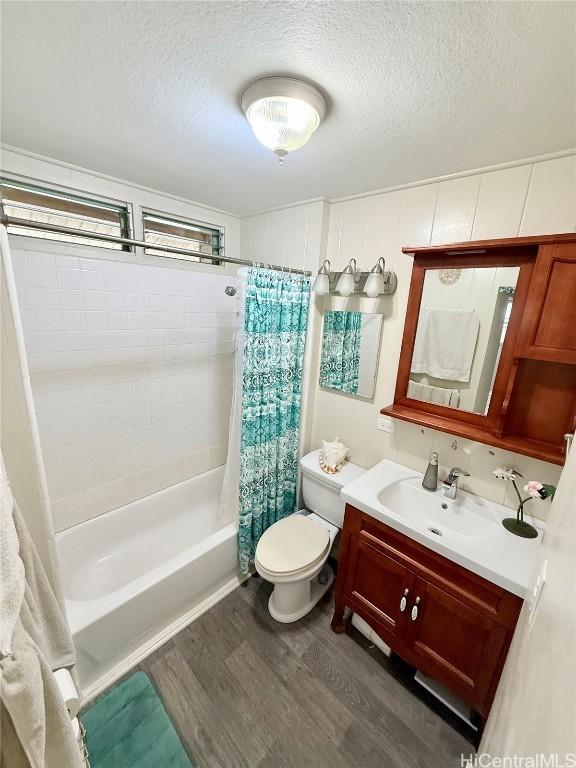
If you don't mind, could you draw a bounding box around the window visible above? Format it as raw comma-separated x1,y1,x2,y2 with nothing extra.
0,178,131,250
142,211,223,265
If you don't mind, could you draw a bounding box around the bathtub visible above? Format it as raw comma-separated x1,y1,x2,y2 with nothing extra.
56,466,239,694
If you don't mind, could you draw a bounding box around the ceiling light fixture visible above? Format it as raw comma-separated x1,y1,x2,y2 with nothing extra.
241,77,327,164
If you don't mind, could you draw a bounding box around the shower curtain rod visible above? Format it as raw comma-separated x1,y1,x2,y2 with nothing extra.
0,211,313,276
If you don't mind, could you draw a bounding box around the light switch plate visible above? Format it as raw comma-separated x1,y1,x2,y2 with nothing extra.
377,415,395,433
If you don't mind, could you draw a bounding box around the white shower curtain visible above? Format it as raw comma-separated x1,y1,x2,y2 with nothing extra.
218,269,247,527
0,225,61,591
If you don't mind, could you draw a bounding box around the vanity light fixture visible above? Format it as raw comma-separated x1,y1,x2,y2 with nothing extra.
335,259,357,296
311,259,331,295
311,257,397,297
364,257,387,298
241,77,327,164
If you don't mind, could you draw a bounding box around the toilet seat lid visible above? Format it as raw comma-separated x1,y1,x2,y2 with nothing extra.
256,515,330,575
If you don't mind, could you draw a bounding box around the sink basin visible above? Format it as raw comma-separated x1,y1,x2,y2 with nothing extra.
377,477,499,540
340,458,543,597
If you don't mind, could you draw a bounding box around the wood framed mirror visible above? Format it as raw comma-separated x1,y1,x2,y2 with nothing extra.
383,234,576,465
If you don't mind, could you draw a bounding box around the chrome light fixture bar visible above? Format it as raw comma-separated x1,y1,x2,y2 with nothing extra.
312,257,397,296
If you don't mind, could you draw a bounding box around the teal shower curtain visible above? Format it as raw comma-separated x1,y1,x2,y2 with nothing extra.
238,268,311,574
320,310,362,394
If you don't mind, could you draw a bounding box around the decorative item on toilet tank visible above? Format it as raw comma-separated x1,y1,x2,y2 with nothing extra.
319,437,349,474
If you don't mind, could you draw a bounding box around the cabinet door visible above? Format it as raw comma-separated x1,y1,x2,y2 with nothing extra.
404,578,508,709
344,536,416,643
517,243,576,363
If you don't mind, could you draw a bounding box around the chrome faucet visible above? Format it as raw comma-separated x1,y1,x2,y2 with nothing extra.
442,467,470,500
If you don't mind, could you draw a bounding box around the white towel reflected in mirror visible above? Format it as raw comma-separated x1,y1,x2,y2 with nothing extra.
411,308,480,383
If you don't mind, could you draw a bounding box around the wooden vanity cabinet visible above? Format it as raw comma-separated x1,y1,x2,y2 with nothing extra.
331,504,523,721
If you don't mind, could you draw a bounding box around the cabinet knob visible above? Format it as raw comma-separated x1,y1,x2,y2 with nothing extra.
399,588,409,612
411,596,421,621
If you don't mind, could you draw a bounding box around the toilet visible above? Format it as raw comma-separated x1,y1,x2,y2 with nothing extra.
254,449,365,623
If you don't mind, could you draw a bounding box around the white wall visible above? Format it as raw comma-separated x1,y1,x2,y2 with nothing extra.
242,155,576,521
239,199,327,274
480,444,576,762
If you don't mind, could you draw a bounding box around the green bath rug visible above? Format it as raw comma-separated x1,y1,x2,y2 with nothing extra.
80,671,194,768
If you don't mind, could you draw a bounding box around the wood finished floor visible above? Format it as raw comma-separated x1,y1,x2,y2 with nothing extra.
132,576,475,768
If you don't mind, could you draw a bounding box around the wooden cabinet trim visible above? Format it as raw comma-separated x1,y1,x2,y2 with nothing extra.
402,232,576,255
380,403,566,464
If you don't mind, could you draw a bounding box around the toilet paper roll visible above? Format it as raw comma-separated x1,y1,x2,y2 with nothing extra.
54,668,81,719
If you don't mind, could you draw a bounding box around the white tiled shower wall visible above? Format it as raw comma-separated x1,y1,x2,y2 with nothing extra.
12,241,238,531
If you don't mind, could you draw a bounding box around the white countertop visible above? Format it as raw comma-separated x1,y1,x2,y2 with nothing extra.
341,459,543,597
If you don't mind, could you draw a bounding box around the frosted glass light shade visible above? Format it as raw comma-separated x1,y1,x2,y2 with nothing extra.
312,272,330,295
336,272,355,296
242,78,327,162
246,97,320,157
364,272,385,297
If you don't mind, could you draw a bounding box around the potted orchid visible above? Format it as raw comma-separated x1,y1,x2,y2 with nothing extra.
493,468,556,539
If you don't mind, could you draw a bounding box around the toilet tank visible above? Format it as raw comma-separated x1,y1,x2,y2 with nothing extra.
300,450,365,528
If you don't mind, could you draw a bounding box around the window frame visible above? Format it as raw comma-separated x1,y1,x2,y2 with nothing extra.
141,207,224,267
0,175,134,251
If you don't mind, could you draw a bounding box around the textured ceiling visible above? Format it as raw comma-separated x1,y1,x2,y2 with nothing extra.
1,1,574,215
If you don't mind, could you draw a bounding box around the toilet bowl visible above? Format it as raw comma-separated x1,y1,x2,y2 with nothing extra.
254,449,365,623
